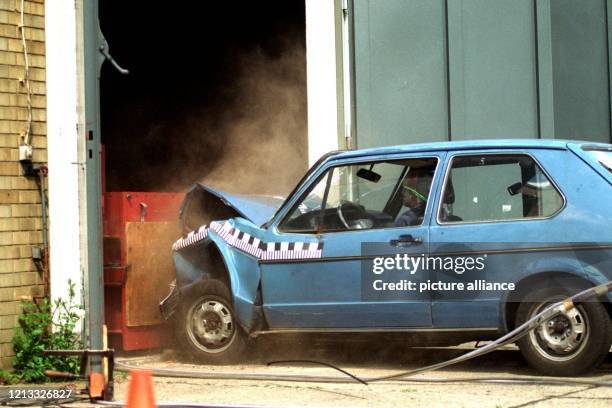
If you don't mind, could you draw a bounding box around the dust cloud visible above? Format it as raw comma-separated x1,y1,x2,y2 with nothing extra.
198,46,308,196
155,44,308,196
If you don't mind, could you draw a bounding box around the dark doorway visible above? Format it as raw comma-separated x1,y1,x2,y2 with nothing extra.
99,1,307,194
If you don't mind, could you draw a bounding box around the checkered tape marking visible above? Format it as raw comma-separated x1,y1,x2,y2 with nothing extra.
171,221,323,260
209,221,323,260
172,225,208,251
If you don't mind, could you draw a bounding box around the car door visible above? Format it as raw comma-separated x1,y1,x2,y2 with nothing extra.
428,150,566,329
259,153,445,329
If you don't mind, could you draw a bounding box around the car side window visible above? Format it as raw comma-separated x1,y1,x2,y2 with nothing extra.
439,154,563,223
279,158,437,233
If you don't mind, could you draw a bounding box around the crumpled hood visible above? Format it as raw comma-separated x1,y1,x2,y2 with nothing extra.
180,183,284,230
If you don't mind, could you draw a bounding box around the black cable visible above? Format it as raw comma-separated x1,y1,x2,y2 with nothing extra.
267,359,368,385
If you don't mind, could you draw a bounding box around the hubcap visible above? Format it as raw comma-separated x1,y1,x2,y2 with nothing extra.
529,299,588,362
188,298,235,353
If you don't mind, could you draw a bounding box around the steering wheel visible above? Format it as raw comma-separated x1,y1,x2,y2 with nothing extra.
337,201,370,230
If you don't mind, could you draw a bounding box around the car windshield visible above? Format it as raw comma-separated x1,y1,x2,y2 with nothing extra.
279,158,437,233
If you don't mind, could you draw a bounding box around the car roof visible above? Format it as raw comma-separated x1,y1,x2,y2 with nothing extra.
329,138,610,161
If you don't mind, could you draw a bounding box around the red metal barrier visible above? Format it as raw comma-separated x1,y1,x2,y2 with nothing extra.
103,192,183,350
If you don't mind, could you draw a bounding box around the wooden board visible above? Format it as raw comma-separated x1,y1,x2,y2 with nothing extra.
125,221,181,326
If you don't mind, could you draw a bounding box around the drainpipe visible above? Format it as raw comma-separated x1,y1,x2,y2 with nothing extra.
35,165,49,296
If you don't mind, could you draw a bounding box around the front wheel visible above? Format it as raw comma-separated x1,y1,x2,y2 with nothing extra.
515,286,612,376
176,280,247,364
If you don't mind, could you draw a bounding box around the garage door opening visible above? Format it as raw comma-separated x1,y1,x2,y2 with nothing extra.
99,1,308,195
97,1,307,351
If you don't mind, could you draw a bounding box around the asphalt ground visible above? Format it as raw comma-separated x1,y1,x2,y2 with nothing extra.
109,340,612,408
1,341,610,407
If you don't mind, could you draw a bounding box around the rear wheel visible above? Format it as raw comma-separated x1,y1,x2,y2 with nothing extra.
176,280,247,364
515,286,612,376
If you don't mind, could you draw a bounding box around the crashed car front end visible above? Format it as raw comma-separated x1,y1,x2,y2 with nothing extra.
159,183,284,325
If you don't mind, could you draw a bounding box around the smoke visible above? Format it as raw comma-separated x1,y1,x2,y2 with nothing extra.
107,42,308,196
103,36,308,196
193,45,308,196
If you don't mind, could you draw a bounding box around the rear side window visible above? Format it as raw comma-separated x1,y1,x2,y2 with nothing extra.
439,154,564,223
582,148,612,174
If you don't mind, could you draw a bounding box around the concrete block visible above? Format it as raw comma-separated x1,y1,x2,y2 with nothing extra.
0,78,18,92
30,122,45,135
23,14,44,29
7,38,21,52
12,286,32,299
17,246,29,258
1,342,14,356
10,177,37,190
0,50,16,65
17,217,38,230
12,230,40,244
0,106,27,120
16,271,37,286
0,191,16,204
0,217,18,231
0,328,14,343
0,178,10,189
0,356,13,370
31,94,45,108
24,2,44,16
0,148,16,162
0,231,12,245
10,203,38,217
0,245,18,259
0,205,10,217
15,52,45,68
0,23,18,39
0,259,12,273
29,79,44,94
31,107,45,121
17,191,38,204
13,258,33,272
0,314,17,329
28,67,44,82
0,162,19,175
0,2,15,13
0,120,11,133
31,148,45,162
0,288,13,302
0,301,20,317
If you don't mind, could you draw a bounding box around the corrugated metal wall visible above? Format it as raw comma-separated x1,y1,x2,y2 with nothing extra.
352,0,612,148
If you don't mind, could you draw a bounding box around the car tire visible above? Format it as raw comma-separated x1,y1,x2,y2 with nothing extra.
176,279,247,364
515,285,612,376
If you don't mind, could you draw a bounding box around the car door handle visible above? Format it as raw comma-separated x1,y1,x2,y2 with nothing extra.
390,234,423,247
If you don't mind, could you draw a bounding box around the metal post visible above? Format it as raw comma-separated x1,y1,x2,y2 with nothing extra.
81,0,105,374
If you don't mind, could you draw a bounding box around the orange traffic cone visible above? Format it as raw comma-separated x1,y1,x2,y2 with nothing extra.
126,370,156,408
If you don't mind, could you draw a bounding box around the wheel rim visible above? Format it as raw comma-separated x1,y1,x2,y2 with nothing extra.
186,297,236,354
528,297,589,362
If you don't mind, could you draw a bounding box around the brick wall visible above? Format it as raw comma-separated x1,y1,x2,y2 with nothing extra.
0,0,46,369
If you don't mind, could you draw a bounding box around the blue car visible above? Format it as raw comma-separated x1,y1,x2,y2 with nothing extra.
160,139,612,375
